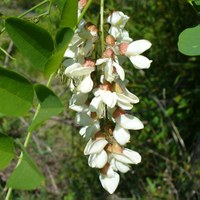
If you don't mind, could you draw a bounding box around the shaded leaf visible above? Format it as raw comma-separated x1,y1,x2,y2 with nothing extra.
53,0,66,12
44,27,74,77
0,67,34,116
7,145,44,190
178,25,200,56
5,18,54,71
0,133,14,170
28,84,64,132
60,0,78,28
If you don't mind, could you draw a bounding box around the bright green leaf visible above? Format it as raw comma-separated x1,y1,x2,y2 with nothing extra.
5,18,54,71
53,0,66,11
0,67,34,116
7,147,44,190
60,0,78,28
178,25,200,56
44,27,74,77
0,133,14,170
28,84,64,132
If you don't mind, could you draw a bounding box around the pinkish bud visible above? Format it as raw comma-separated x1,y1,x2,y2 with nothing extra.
103,48,115,58
79,0,87,8
119,42,129,55
84,59,95,68
106,35,115,46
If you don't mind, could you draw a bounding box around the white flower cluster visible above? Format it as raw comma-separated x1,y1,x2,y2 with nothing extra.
63,5,152,194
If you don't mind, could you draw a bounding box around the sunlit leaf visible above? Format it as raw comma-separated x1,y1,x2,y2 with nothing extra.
5,18,54,71
44,27,74,77
178,25,200,56
0,133,14,170
0,67,34,116
28,84,64,132
7,146,44,190
60,0,78,28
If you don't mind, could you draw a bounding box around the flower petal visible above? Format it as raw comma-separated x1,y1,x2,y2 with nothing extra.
77,75,93,93
115,114,144,130
129,55,152,69
88,150,108,168
113,124,130,145
84,139,108,155
99,172,120,194
123,148,142,164
70,66,95,77
99,90,117,108
126,39,152,56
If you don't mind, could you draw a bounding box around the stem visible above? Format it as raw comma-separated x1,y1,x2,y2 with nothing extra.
18,0,49,18
100,0,105,54
5,73,54,200
0,0,49,34
77,0,93,25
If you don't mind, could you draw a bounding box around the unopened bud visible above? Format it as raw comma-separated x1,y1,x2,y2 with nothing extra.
103,48,115,58
86,24,98,37
112,108,125,118
79,0,87,8
119,42,129,55
84,59,95,68
105,35,115,46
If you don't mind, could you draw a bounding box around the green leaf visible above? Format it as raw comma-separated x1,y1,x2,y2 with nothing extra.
44,27,74,77
0,133,14,170
7,145,44,190
53,0,66,12
178,25,200,56
60,0,78,28
5,18,54,71
28,84,64,132
0,67,34,116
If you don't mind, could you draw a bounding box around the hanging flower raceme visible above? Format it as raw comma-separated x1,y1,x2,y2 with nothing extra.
62,2,152,194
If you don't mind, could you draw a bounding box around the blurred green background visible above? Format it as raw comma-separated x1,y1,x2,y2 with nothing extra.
0,0,200,199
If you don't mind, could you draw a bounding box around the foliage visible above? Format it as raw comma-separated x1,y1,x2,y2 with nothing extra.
0,0,200,199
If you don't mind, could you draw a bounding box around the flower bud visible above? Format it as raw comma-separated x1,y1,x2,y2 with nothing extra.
79,0,87,8
84,59,96,68
119,42,129,55
86,23,98,37
103,48,115,58
105,35,116,46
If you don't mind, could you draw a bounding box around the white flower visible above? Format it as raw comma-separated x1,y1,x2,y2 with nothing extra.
107,11,129,29
113,124,130,145
110,158,130,173
79,121,100,139
84,138,108,155
92,87,117,109
77,74,94,93
120,40,152,69
99,167,120,194
64,62,95,77
115,113,144,130
88,150,108,168
96,57,125,82
113,148,141,165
